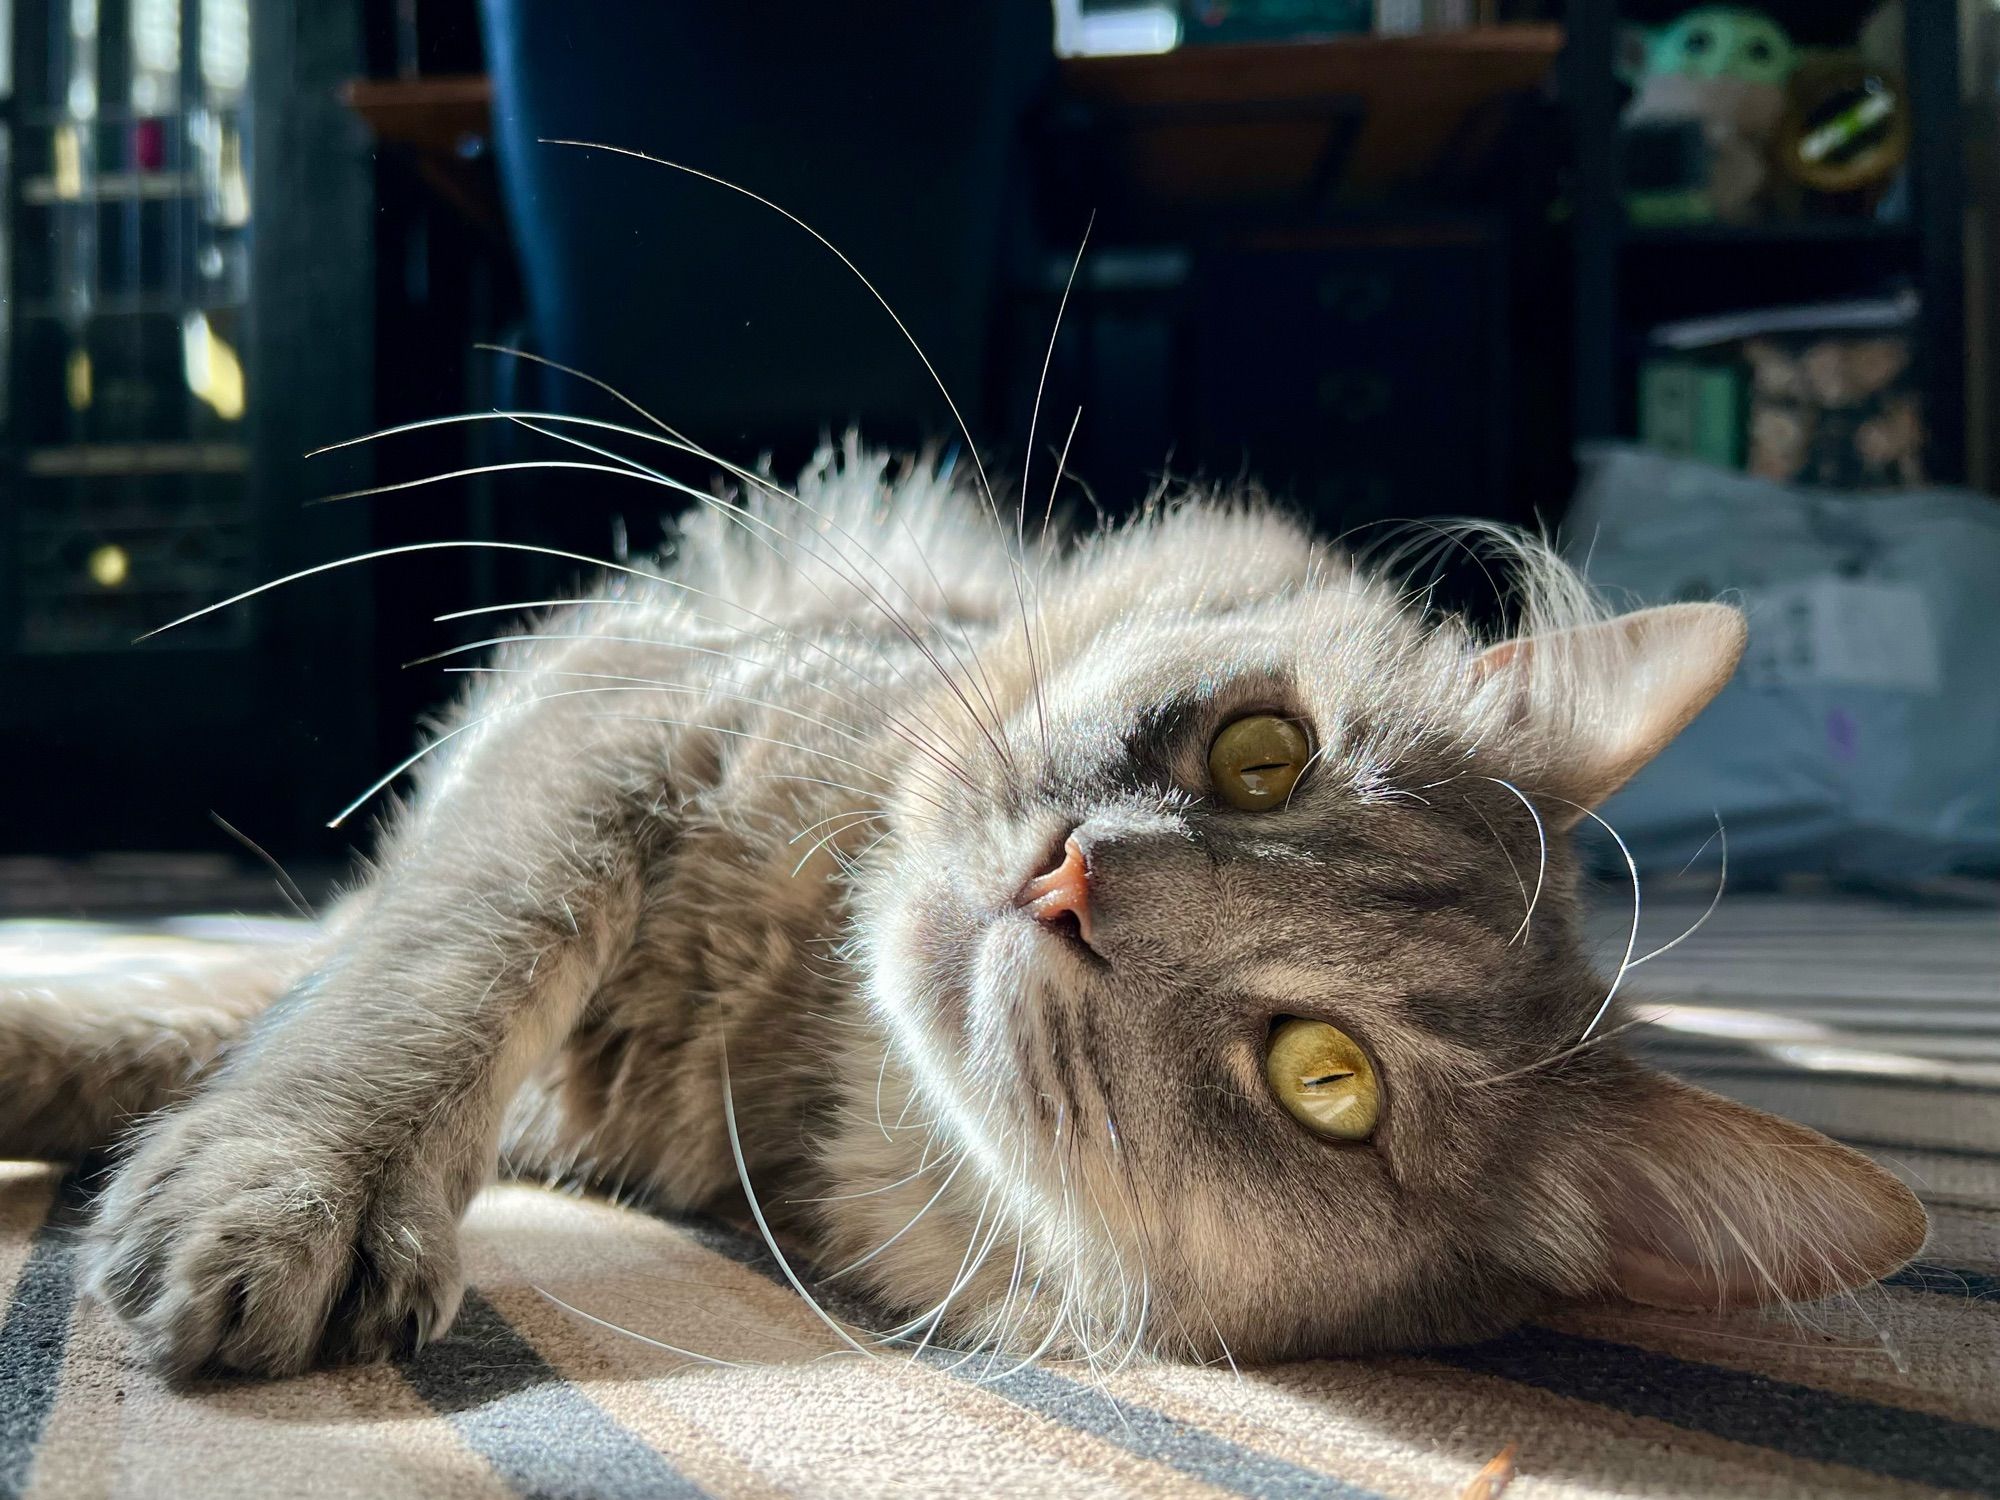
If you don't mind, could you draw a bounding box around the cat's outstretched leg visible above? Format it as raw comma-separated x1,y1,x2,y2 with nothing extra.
86,693,661,1378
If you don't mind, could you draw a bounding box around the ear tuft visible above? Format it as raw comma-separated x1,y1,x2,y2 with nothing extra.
1595,1071,1927,1311
1474,602,1746,813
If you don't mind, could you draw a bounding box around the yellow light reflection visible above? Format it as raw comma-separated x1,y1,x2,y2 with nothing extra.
87,543,130,588
181,311,245,420
65,347,92,409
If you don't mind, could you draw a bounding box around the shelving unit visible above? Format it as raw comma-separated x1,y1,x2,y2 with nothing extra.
1567,0,1966,483
0,0,377,856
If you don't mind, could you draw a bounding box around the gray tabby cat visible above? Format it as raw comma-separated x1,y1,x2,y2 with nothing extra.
0,442,1924,1377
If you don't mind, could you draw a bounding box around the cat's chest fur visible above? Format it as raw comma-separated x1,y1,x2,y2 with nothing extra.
486,590,997,1220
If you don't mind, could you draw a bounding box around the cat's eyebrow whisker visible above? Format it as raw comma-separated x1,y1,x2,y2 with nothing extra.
1462,1013,1653,1089
1559,797,1642,1046
1039,406,1084,550
316,391,1016,773
418,610,973,779
443,663,973,798
1482,776,1547,945
536,138,1050,761
1464,795,1530,922
325,685,941,830
435,596,639,622
496,412,1018,774
353,411,1010,775
1020,214,1094,558
1629,815,1728,969
133,538,680,643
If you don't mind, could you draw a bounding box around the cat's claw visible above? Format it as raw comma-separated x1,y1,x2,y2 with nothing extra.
86,1097,464,1378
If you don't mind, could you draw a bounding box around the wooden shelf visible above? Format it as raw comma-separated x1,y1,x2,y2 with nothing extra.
344,27,1566,231
341,75,504,239
341,75,492,153
1059,25,1563,198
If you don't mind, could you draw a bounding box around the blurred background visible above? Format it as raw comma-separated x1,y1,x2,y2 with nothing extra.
0,0,1995,909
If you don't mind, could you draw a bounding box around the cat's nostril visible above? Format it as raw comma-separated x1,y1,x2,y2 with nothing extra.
1015,834,1093,943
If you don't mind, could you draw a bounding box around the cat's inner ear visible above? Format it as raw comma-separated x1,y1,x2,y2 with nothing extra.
1592,1071,1926,1311
1473,602,1746,815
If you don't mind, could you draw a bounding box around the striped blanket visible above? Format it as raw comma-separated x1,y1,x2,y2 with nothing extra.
2,892,1995,1499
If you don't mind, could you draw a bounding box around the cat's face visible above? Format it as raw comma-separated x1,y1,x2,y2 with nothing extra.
837,513,1923,1362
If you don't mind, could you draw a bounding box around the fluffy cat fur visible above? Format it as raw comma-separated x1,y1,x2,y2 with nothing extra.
0,442,1924,1377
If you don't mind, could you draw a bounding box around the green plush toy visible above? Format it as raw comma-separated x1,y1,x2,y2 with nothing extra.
1622,6,1802,221
1643,6,1799,85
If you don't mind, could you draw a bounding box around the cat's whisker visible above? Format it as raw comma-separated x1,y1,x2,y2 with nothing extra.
307,458,673,508
825,1155,970,1284
536,139,1049,761
435,596,639,622
208,811,316,921
587,710,949,811
1630,816,1728,969
133,538,680,643
501,414,1017,774
1202,1309,1244,1382
531,1286,746,1368
870,1043,897,1145
787,809,890,848
789,1142,956,1207
384,414,1011,775
1038,406,1084,550
1464,795,1530,923
1463,1013,1654,1089
790,813,888,878
1020,216,1092,558
893,513,1014,769
445,663,970,804
328,683,944,830
1483,776,1548,945
536,142,999,522
322,388,1018,772
718,1044,878,1359
1560,797,1642,1045
445,665,863,752
883,1178,999,1351
416,616,973,780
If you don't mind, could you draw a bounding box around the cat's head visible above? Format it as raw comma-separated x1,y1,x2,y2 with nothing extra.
832,502,1924,1362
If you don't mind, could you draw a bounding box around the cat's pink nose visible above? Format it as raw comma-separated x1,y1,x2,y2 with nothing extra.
1016,835,1092,943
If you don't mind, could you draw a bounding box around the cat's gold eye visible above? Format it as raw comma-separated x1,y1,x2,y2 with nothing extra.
1208,715,1310,811
1265,1018,1380,1141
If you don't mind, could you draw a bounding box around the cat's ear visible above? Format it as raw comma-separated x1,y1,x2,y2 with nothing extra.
1592,1069,1925,1310
1473,603,1746,815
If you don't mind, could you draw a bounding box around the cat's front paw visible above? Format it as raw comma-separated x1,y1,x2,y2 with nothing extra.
87,1096,465,1378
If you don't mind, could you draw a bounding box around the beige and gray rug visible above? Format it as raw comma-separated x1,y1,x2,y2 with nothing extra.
2,891,1995,1499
